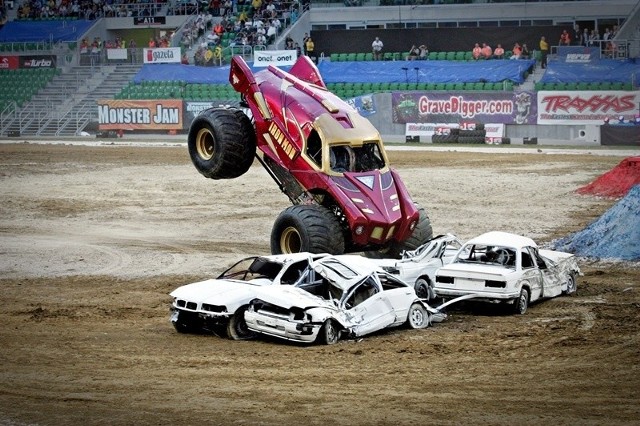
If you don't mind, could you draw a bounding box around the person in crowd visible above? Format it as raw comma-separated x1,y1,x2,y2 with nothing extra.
302,32,310,55
493,43,505,59
589,29,598,47
582,27,590,46
372,36,383,60
559,29,571,46
521,43,530,59
181,53,189,65
603,27,612,41
573,24,582,46
481,42,492,59
305,35,316,62
472,42,482,60
511,42,522,59
407,44,420,60
539,36,548,68
418,44,428,60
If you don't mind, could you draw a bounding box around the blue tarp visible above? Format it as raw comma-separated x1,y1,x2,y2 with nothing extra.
134,59,536,84
540,59,640,84
0,20,95,42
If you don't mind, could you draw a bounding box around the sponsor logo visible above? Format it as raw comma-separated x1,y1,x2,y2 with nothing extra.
99,104,180,125
23,59,53,68
418,95,513,119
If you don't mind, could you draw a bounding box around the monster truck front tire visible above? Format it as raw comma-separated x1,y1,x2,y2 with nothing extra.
271,205,345,255
365,203,433,259
187,107,256,179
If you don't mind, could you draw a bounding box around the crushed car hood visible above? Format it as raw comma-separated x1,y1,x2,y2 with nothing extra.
170,279,268,304
253,285,335,310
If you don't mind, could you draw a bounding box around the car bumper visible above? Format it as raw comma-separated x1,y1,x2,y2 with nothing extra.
435,288,520,300
245,310,321,343
171,307,231,322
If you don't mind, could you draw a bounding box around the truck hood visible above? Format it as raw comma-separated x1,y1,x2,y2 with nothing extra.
253,285,334,310
170,279,268,304
332,169,404,224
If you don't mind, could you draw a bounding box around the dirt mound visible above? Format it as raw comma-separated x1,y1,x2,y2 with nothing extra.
576,156,640,198
553,184,640,260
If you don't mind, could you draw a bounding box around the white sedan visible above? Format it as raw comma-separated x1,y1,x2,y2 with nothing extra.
244,255,447,345
434,231,581,314
372,234,463,300
170,252,326,339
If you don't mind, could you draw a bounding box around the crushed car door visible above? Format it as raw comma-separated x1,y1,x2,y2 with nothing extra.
343,277,396,337
533,249,563,298
522,247,543,302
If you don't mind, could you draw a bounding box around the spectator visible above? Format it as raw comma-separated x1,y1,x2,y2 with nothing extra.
521,43,530,59
418,44,428,60
539,36,548,68
372,36,383,60
582,27,590,47
181,53,189,65
481,42,492,59
305,35,316,62
573,24,582,46
407,45,419,60
511,43,522,60
302,32,310,55
603,28,612,41
559,30,571,46
589,30,598,47
493,44,504,59
294,42,301,57
472,43,482,60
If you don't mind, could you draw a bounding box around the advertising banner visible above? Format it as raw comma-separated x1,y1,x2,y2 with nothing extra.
392,91,537,125
557,46,601,63
345,94,376,117
0,55,19,70
183,101,243,127
106,48,128,60
253,50,297,67
20,55,56,68
134,16,166,26
537,90,640,124
97,99,183,130
143,47,181,64
405,122,456,137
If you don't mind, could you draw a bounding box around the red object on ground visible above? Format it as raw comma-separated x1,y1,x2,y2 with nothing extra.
577,156,640,198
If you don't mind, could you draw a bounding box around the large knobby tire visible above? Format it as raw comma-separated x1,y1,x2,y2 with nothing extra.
270,205,345,255
226,306,256,340
318,319,340,345
365,204,433,259
187,107,256,180
513,287,529,315
406,303,430,329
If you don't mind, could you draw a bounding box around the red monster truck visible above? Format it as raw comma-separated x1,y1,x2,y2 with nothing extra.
187,55,432,257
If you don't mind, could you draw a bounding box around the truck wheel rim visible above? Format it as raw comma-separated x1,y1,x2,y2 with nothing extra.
195,128,214,160
280,227,302,253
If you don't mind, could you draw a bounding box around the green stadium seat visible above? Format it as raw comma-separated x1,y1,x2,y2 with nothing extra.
464,82,475,91
454,82,465,91
330,53,339,62
365,52,373,61
455,51,466,61
473,82,485,90
389,82,400,91
436,52,447,61
576,82,589,91
338,53,348,62
428,52,438,60
444,83,456,91
355,53,366,61
435,83,445,90
346,53,357,61
446,51,456,61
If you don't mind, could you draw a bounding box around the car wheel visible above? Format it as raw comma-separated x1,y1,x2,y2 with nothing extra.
513,287,529,315
270,205,345,255
318,319,340,345
414,278,431,299
407,303,429,329
226,306,257,340
563,272,577,295
187,107,256,180
171,311,199,334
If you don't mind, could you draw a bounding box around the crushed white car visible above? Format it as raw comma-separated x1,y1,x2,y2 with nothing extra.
434,231,581,314
170,252,326,339
244,255,449,345
372,233,463,300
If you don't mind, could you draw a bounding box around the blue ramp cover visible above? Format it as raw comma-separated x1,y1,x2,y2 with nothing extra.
0,20,94,42
317,59,535,84
133,59,535,85
540,59,640,84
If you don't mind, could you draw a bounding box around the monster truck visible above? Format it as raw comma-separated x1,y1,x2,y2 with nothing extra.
187,55,432,257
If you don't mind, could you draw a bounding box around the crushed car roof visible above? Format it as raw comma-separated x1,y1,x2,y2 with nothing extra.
465,231,537,249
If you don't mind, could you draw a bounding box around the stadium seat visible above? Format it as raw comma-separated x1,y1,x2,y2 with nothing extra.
454,82,465,91
346,53,357,61
389,82,400,91
365,52,373,61
435,83,446,90
464,82,475,91
428,52,438,60
446,51,456,61
338,53,349,61
576,82,589,91
330,53,339,62
436,52,447,61
444,83,456,91
355,53,366,61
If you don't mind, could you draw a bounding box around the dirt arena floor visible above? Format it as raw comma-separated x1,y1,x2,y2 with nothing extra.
1,141,639,425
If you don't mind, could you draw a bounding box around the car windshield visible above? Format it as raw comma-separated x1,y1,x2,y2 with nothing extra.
329,141,385,173
455,244,516,267
217,257,283,281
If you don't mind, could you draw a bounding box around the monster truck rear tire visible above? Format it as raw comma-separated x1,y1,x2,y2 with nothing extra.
271,205,345,255
187,107,256,179
365,204,433,259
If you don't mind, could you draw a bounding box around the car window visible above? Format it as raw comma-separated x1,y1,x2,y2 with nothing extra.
521,248,535,269
279,260,311,285
344,277,378,309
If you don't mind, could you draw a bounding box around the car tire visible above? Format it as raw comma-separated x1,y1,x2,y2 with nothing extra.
187,107,256,180
406,303,430,329
270,204,345,255
513,287,529,315
563,272,577,295
318,319,340,345
172,311,200,334
226,306,256,340
364,203,433,259
414,278,431,300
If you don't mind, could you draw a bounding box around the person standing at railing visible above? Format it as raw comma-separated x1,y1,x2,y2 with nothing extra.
539,36,548,68
372,36,383,60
